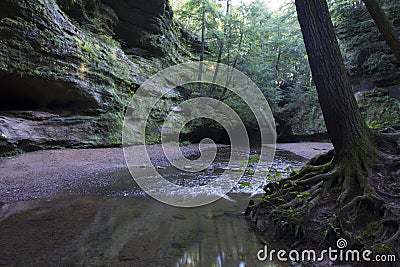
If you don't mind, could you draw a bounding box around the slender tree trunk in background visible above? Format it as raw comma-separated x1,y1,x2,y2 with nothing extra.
259,21,264,51
200,4,206,63
209,38,223,95
219,29,244,101
362,0,400,61
273,27,281,81
274,49,281,81
230,27,243,70
209,0,230,96
198,3,206,91
219,13,245,101
226,0,231,65
295,0,374,162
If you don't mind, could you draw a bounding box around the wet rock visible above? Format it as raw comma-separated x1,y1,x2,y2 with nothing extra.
256,219,266,232
244,200,254,216
205,164,215,173
171,106,182,112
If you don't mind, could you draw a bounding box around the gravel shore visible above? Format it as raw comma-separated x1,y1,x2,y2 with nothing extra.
0,143,332,203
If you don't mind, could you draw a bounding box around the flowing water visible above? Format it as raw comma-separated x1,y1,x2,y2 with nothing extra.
0,148,306,266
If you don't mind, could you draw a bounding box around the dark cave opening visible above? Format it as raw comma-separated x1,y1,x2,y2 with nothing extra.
181,126,262,147
0,74,98,113
181,126,231,145
0,91,40,111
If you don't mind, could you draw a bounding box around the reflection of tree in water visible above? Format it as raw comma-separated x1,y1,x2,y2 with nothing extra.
0,150,305,266
69,196,275,266
176,214,276,267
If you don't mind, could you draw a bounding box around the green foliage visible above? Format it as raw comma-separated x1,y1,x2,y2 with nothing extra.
174,0,400,140
175,0,223,50
98,34,121,49
358,89,400,128
238,181,252,188
180,140,191,146
368,120,386,130
175,0,324,136
248,155,260,164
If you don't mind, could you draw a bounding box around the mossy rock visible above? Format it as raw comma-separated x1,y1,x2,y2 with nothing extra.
0,0,190,155
357,88,400,129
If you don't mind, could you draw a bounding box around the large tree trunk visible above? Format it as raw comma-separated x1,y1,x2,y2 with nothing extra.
294,0,374,162
362,0,400,61
250,0,400,252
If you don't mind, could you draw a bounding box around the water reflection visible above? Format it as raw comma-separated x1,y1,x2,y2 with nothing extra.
0,195,280,266
0,149,305,266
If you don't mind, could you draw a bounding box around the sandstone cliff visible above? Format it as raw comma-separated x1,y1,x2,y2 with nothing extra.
0,0,182,155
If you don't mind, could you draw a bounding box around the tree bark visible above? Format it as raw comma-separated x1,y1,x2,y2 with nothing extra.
198,3,206,88
294,0,373,161
220,20,244,101
209,0,230,96
362,0,400,61
200,4,206,63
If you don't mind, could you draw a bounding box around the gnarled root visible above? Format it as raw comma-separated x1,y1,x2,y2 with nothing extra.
248,137,400,255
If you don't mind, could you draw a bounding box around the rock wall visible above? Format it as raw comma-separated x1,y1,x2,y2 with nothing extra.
0,0,182,155
334,0,400,90
357,88,400,128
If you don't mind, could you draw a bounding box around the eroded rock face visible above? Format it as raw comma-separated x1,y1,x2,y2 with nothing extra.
0,0,175,155
334,0,400,89
56,0,174,57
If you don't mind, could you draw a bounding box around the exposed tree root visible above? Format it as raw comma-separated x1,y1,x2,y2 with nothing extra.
383,225,400,244
247,131,400,261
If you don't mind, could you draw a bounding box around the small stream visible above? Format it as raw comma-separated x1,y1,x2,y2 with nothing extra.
0,148,306,266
